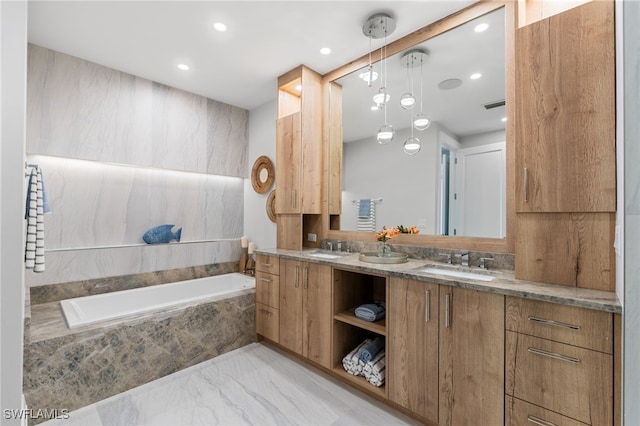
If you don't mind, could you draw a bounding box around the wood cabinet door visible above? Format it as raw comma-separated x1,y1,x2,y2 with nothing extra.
275,112,301,214
302,262,332,368
388,278,439,423
439,287,504,426
515,1,615,213
279,259,303,355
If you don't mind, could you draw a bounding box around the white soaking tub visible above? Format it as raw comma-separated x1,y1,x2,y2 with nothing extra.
60,273,255,329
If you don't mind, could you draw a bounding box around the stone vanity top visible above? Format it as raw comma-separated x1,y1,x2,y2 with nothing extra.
257,248,622,314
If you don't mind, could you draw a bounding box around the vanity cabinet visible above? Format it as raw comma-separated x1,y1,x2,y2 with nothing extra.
255,254,280,343
279,259,332,368
439,287,504,426
514,0,615,213
388,278,439,423
388,278,504,425
514,0,616,291
275,65,322,215
505,297,613,425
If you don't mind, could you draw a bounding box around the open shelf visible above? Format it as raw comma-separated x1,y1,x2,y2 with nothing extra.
332,366,386,398
334,308,386,336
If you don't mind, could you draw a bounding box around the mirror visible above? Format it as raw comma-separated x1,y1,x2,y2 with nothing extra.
333,7,506,239
251,155,275,194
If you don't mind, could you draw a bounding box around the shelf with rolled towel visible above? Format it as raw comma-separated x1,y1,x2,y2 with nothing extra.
334,308,386,336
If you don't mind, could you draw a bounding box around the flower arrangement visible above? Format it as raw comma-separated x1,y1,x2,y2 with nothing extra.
397,225,420,235
375,226,401,242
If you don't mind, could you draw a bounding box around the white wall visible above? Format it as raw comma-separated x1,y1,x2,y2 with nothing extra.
459,129,506,148
342,124,440,233
244,99,277,250
1,0,27,422
621,1,640,423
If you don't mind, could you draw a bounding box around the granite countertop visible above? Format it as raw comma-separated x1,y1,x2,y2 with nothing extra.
256,248,622,314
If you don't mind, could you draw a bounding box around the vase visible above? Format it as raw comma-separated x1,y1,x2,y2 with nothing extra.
378,240,391,257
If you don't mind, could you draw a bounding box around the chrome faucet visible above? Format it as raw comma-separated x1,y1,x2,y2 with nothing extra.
479,257,495,270
439,252,452,264
455,251,469,267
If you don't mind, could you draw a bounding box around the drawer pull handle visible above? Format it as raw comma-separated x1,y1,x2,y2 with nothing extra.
528,347,581,364
425,290,430,323
259,308,272,317
527,415,557,426
445,294,451,328
527,316,580,330
259,278,272,283
260,263,272,267
524,167,529,202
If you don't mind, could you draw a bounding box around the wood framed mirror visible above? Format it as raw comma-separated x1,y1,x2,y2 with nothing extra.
323,1,515,253
251,155,275,194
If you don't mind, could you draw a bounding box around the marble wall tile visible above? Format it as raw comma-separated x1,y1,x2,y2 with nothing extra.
207,100,249,178
26,240,241,287
24,292,255,424
29,262,238,305
151,83,208,172
27,45,153,165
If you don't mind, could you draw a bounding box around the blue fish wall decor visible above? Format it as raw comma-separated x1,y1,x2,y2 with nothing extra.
143,224,182,244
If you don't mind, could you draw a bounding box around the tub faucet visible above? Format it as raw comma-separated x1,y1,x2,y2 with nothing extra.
455,251,469,267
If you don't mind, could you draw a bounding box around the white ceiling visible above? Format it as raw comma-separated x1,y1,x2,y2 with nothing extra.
27,1,476,111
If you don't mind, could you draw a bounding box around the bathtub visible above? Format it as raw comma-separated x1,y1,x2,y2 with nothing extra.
60,272,255,329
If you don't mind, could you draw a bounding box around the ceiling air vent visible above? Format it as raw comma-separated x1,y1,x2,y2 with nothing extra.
483,100,506,110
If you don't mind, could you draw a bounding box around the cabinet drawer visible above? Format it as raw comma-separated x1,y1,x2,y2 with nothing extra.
256,303,279,342
506,396,588,426
256,254,280,275
506,297,612,353
255,271,279,308
506,332,612,425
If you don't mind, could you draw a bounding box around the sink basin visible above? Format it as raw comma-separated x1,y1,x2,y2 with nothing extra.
419,267,495,282
307,252,341,259
359,252,408,264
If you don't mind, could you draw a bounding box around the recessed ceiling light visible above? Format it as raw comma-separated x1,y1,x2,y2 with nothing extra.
213,22,227,32
177,64,190,71
470,73,482,80
295,84,302,92
501,117,507,122
320,47,332,55
474,23,489,33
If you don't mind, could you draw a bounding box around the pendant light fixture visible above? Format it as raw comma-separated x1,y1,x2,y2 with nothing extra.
400,52,416,110
363,13,396,144
413,49,431,131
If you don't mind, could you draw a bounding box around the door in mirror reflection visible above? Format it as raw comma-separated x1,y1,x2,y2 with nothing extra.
443,142,506,238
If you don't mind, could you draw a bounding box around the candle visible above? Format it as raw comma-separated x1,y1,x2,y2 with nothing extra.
248,242,255,254
241,236,248,248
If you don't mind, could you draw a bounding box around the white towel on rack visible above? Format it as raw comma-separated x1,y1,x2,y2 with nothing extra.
25,166,46,272
356,199,376,232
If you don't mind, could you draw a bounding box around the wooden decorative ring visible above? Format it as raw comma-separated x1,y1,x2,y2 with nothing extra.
251,155,275,194
266,190,277,223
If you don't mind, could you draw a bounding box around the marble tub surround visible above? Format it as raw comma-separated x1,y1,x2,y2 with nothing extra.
24,290,255,424
41,343,420,426
323,239,515,271
30,261,238,305
258,248,621,313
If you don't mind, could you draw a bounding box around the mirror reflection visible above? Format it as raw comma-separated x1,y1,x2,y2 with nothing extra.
336,8,506,238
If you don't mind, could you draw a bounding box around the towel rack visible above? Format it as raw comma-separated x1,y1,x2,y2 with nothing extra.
24,162,39,177
352,198,383,204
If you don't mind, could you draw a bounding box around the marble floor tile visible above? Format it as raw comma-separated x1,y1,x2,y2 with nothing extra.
41,343,420,426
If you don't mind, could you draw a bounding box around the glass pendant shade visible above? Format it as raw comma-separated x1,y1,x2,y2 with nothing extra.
413,113,431,131
403,136,421,155
400,93,416,109
373,87,390,105
377,124,395,144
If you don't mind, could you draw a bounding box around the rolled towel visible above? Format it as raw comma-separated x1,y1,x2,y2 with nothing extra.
355,302,386,322
342,339,370,376
364,350,386,387
359,336,385,364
